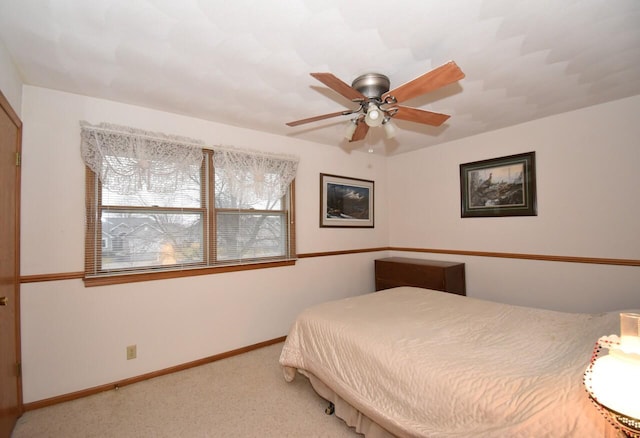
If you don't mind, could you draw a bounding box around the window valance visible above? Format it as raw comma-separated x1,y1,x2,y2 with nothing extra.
80,121,205,195
80,121,299,199
213,148,299,204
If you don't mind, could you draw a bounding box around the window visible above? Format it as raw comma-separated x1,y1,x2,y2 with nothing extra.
81,123,297,286
214,164,291,262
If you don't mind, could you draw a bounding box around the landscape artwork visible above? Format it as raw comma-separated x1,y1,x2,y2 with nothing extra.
320,173,374,228
460,152,537,217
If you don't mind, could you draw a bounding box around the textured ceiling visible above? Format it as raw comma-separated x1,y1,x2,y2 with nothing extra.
1,0,639,155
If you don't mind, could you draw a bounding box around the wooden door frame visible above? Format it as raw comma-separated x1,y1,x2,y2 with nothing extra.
0,88,23,433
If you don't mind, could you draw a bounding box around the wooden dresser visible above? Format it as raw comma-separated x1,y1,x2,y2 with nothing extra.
375,257,466,295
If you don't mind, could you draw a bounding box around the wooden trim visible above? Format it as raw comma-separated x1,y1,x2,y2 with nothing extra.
296,247,388,258
20,260,299,284
389,247,640,267
23,336,286,411
84,167,98,277
207,151,215,264
78,149,297,287
20,247,639,284
289,179,297,258
1,87,24,421
82,260,295,287
297,246,640,267
0,89,21,128
20,271,85,283
19,261,295,285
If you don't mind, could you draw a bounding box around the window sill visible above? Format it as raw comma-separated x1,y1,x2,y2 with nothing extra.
83,259,296,287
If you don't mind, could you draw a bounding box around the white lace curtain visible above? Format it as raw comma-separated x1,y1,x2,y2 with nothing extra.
80,121,205,194
214,148,299,204
80,122,299,199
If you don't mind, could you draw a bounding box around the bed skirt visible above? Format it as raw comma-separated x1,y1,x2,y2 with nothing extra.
300,369,396,438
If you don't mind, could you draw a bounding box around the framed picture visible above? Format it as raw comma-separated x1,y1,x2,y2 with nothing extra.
320,173,374,228
460,151,537,218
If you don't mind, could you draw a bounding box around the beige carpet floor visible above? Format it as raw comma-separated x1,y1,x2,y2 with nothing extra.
12,342,362,437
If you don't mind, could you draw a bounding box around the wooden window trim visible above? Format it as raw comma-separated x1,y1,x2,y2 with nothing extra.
84,149,296,286
83,259,296,287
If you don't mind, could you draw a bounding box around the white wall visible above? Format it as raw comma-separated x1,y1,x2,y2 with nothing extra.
388,95,640,312
0,39,22,114
19,85,640,404
19,86,389,402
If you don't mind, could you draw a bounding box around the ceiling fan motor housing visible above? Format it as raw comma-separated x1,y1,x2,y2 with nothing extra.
351,73,390,100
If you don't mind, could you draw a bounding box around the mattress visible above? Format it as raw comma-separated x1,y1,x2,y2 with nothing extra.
279,287,620,437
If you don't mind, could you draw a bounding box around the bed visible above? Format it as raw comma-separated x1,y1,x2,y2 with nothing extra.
279,286,621,437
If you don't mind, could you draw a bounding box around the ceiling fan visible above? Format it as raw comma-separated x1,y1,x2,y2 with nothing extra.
286,61,465,142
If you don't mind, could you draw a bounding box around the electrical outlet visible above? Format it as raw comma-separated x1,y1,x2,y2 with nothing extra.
126,345,137,360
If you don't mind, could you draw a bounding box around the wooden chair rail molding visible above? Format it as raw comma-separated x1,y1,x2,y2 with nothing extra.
20,271,85,283
20,247,640,283
389,247,640,267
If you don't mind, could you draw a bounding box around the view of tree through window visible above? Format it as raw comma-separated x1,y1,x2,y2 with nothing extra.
214,167,286,261
86,150,294,279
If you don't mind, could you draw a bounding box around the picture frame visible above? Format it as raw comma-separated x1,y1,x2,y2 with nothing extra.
320,173,374,228
460,151,537,218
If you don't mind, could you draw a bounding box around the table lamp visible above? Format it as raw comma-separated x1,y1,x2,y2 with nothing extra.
584,312,640,437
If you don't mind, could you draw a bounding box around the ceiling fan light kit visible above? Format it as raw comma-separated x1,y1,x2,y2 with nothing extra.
364,101,384,127
344,119,358,140
382,118,397,139
286,61,465,144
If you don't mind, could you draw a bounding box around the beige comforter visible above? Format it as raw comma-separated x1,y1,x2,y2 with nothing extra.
279,287,619,437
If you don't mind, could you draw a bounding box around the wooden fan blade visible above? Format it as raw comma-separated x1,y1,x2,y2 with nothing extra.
382,61,465,104
350,120,369,142
392,106,451,126
286,111,349,127
310,73,366,101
